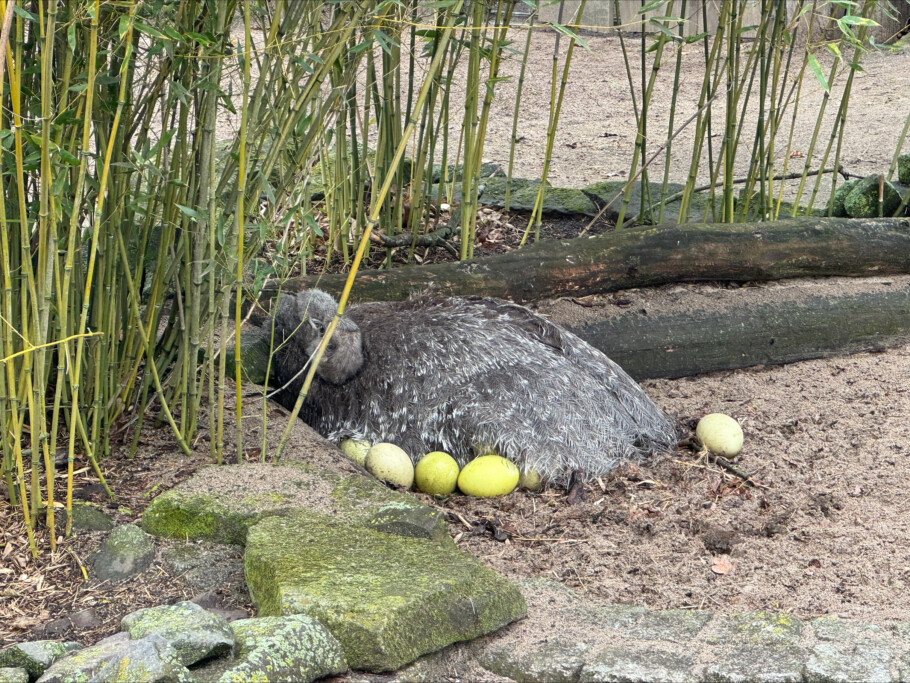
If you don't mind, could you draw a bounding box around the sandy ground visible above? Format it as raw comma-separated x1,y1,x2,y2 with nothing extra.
464,30,910,197
214,24,910,208
443,283,910,625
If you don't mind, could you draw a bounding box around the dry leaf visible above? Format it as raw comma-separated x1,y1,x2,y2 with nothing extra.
711,554,734,575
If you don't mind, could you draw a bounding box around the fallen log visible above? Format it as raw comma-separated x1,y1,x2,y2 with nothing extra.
553,279,910,379
260,217,910,305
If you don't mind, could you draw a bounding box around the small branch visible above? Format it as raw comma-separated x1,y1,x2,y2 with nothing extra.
708,453,764,489
370,223,459,256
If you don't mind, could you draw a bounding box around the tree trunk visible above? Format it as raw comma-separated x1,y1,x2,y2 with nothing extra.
260,217,910,306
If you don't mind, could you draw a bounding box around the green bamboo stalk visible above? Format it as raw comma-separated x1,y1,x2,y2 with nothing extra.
276,0,466,460
459,0,485,260
520,0,586,246
505,5,537,212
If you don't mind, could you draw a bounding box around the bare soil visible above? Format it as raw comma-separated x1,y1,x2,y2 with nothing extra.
3,25,910,652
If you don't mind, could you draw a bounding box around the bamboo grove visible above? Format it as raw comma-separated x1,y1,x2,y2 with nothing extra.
1,0,908,556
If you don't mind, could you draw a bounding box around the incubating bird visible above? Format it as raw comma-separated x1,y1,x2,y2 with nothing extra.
268,289,677,486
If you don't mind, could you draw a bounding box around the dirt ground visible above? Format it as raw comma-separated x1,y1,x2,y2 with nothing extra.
3,24,910,650
436,30,910,204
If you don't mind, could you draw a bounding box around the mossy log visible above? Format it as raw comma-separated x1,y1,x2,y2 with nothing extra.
260,217,910,306
576,287,910,380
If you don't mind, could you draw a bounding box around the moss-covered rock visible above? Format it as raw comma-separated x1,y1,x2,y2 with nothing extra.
0,642,82,680
141,464,448,546
843,174,902,217
898,153,910,186
0,669,28,683
193,615,347,683
709,611,804,646
440,176,597,216
121,601,234,666
366,503,449,543
67,503,114,533
224,327,273,386
141,485,265,546
244,511,526,672
91,524,155,582
35,634,191,683
830,179,860,217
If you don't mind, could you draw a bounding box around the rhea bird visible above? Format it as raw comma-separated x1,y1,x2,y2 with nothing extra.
268,289,678,486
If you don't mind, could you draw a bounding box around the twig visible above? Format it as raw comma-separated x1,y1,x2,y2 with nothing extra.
708,453,764,489
371,222,458,256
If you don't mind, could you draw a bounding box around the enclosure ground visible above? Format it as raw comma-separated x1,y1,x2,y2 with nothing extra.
3,275,910,650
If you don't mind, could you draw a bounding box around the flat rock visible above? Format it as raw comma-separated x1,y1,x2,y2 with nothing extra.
163,542,246,597
35,634,191,683
193,614,346,683
67,503,114,533
141,463,446,546
244,511,526,672
479,638,590,682
708,612,804,646
121,601,234,666
68,608,102,631
703,645,806,683
0,641,82,679
91,524,155,581
618,608,713,643
812,616,884,642
578,646,696,683
805,641,891,683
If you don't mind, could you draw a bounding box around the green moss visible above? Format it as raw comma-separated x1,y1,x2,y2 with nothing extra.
141,491,256,545
898,153,910,186
830,179,860,217
843,174,901,217
724,611,804,646
244,512,526,672
0,642,82,678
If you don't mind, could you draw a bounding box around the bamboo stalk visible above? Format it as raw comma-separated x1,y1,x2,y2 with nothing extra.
276,0,466,459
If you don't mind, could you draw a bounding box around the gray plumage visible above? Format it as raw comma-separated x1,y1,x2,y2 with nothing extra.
269,289,678,486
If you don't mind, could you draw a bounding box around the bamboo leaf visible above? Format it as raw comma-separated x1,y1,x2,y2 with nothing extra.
638,0,669,12
134,22,168,40
304,214,322,237
373,29,399,54
684,31,709,44
175,204,200,221
549,22,588,50
649,19,677,40
839,15,877,26
12,5,37,22
350,39,373,54
186,31,214,46
68,23,77,52
807,55,829,92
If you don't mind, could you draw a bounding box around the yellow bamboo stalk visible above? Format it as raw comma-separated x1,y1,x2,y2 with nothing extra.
235,0,252,462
